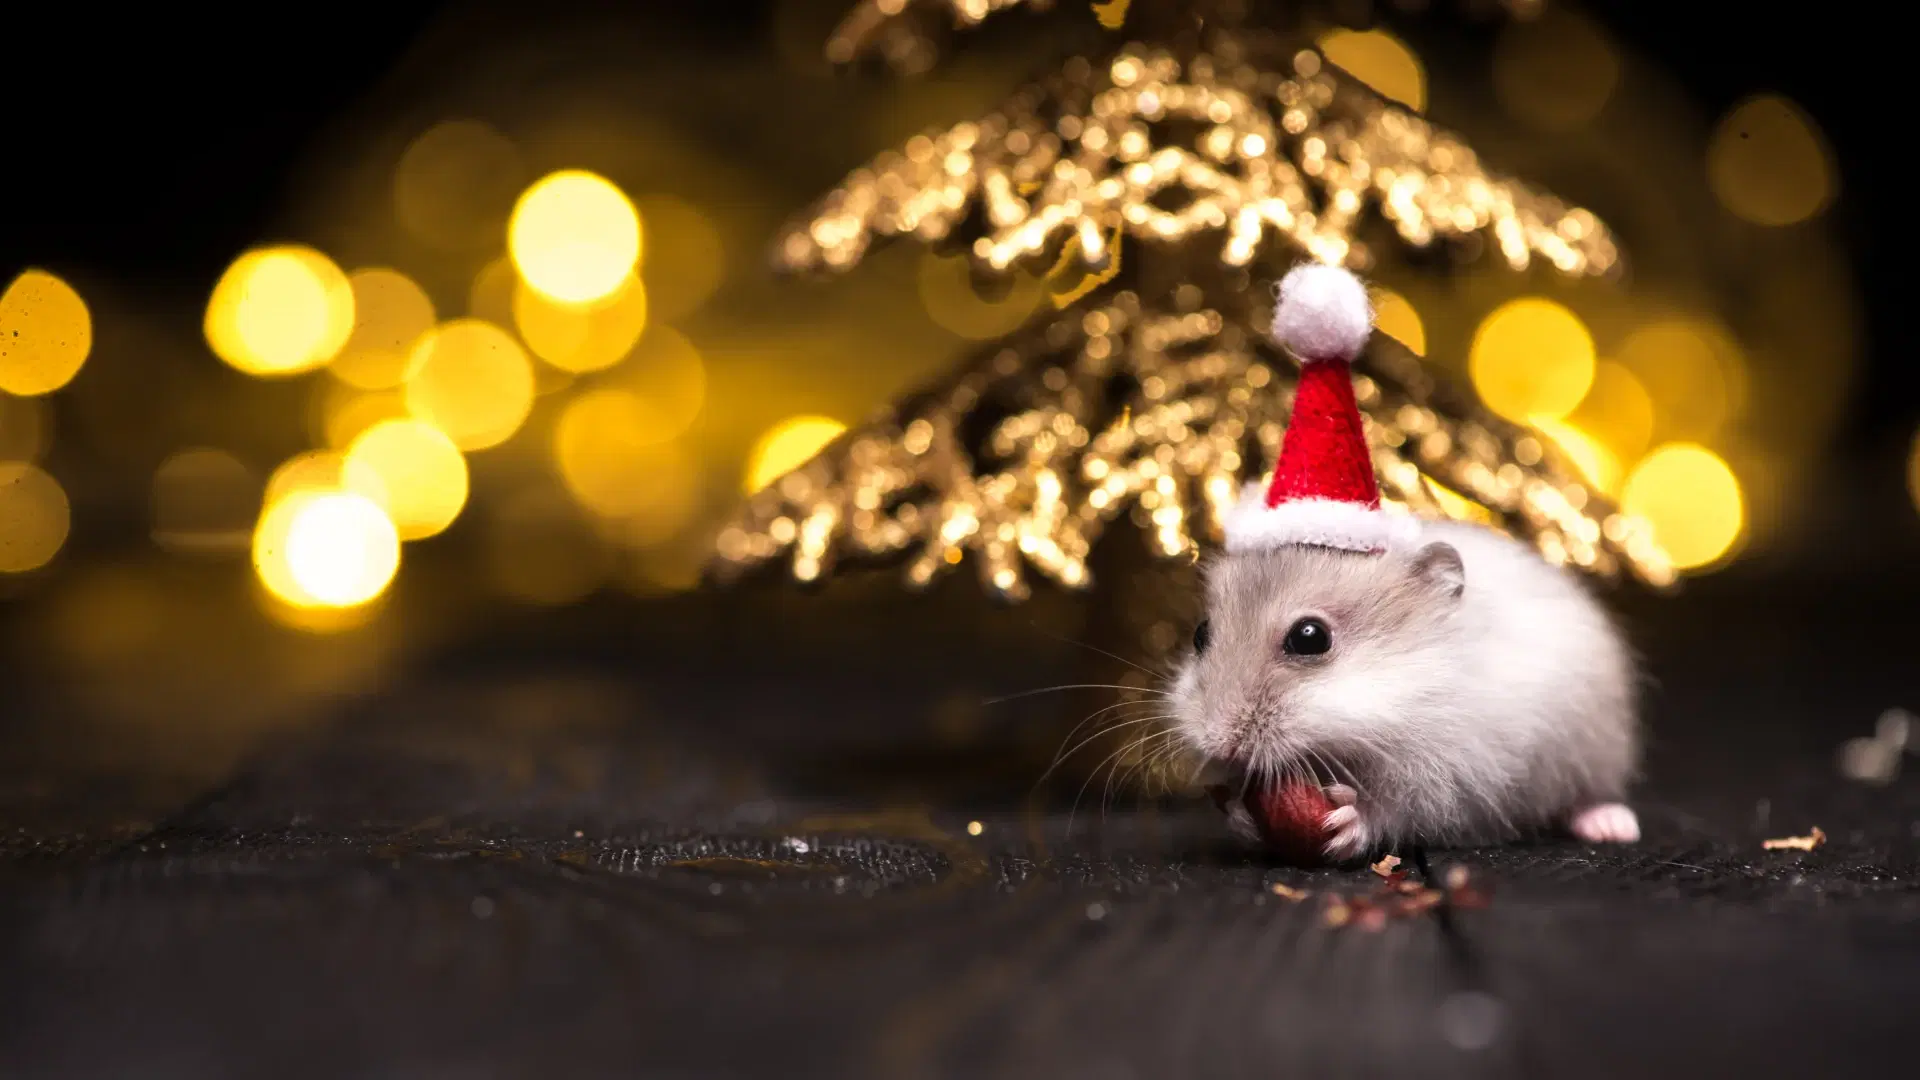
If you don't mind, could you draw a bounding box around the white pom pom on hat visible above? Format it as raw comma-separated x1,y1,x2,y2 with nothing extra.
1270,262,1374,364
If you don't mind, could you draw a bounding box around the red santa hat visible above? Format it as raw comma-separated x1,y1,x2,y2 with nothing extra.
1223,262,1419,556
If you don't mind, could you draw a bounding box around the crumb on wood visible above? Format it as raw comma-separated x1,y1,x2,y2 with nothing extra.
1269,882,1311,902
1762,826,1826,851
1323,898,1352,927
1370,854,1401,878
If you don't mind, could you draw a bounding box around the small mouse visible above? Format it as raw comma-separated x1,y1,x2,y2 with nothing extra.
1168,263,1642,862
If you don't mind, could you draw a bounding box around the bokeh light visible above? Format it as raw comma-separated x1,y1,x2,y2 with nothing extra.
1469,297,1596,423
1371,289,1425,356
330,269,436,389
1315,29,1425,111
151,448,258,555
514,273,648,374
0,392,52,462
344,419,469,540
0,461,71,573
1528,416,1621,495
509,170,643,306
611,327,707,442
393,119,527,251
317,384,410,449
1621,443,1746,571
265,450,382,509
918,252,1046,340
1617,317,1746,442
745,415,846,494
1910,428,1920,519
1492,7,1619,131
404,319,536,450
636,194,726,322
205,246,355,377
1564,361,1655,469
484,486,610,606
554,389,700,534
254,489,401,610
1708,95,1835,227
0,269,93,396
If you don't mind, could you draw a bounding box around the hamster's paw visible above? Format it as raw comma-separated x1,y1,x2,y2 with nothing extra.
1321,804,1373,862
1568,802,1640,844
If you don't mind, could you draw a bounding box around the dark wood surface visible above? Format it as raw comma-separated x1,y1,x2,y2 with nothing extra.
3,562,1918,1079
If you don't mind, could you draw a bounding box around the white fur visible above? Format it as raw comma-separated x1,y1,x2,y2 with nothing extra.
1172,518,1640,859
1222,484,1422,556
1272,263,1373,363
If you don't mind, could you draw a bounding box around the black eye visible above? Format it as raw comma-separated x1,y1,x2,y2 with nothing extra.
1193,618,1212,655
1282,617,1331,656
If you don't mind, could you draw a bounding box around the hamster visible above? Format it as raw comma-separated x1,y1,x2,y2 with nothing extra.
1169,516,1643,861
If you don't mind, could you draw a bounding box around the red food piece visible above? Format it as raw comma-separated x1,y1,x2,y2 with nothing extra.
1247,781,1337,866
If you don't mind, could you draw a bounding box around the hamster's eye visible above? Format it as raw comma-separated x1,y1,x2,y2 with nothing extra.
1282,617,1331,657
1192,618,1212,655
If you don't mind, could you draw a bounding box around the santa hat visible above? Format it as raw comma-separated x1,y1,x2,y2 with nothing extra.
1223,262,1419,556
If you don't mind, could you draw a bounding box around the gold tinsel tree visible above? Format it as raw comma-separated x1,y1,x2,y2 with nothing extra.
713,0,1674,623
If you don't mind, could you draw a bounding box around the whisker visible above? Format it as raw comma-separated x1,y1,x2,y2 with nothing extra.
984,684,1170,706
1025,621,1172,680
1033,715,1173,794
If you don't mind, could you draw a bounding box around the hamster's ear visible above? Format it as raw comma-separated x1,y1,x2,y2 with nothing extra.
1410,542,1464,601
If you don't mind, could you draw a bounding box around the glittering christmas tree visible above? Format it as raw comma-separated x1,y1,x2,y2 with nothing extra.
713,0,1674,634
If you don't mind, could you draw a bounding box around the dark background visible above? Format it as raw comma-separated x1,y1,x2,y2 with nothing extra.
4,3,1918,1077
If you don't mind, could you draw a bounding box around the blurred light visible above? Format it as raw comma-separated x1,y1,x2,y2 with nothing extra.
151,448,258,555
205,246,355,377
0,269,92,396
1528,415,1621,494
745,415,846,494
1468,298,1595,423
1315,29,1425,111
0,392,52,462
509,170,642,306
1371,288,1425,356
1910,427,1920,519
514,273,648,374
265,450,382,509
1621,443,1745,571
1708,95,1835,226
636,194,726,322
1564,361,1654,469
0,461,70,573
318,384,410,449
555,389,700,535
468,255,517,326
254,490,400,610
404,319,536,450
1491,7,1618,131
344,419,469,540
917,252,1046,340
1618,318,1745,441
330,269,436,389
393,120,527,251
483,486,610,606
613,327,707,441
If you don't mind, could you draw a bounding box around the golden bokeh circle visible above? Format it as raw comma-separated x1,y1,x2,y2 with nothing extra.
205,246,356,377
344,419,470,540
403,319,536,450
0,461,71,573
1621,443,1745,571
0,269,93,396
1492,7,1620,131
744,415,847,494
394,120,527,251
330,269,436,390
1468,297,1596,423
1708,95,1835,227
1315,29,1425,111
509,170,643,306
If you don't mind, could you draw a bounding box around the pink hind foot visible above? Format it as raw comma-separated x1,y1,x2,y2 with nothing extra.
1569,802,1640,844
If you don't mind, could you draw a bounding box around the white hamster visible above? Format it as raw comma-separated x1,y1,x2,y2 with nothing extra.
1169,515,1644,861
